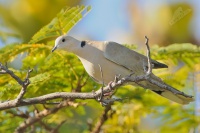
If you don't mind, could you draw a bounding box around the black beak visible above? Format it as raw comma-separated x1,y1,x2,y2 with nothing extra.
51,46,57,52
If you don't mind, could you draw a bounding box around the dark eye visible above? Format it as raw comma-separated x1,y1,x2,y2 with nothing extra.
62,39,65,42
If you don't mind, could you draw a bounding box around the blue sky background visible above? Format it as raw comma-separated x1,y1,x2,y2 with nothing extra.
68,0,200,44
69,0,133,43
0,0,200,46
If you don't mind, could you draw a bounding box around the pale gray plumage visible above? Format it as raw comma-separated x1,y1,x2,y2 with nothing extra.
52,35,194,104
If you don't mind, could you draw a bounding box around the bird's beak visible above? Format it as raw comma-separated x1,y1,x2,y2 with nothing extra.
51,46,57,52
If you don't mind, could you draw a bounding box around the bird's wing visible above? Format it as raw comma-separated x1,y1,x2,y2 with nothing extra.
104,42,167,73
103,41,194,104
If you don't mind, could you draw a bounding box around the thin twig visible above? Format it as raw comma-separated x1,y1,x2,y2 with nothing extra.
14,101,78,133
96,64,104,101
0,63,33,104
74,72,88,92
91,105,112,133
144,36,152,75
0,63,24,85
6,110,29,119
50,120,66,133
39,121,53,132
15,69,33,104
0,71,6,74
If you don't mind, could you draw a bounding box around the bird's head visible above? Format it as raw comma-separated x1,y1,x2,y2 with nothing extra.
51,35,80,53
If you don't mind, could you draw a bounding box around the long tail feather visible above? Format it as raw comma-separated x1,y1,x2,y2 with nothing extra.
137,74,194,104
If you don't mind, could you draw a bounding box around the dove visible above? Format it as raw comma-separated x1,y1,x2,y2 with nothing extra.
51,35,194,104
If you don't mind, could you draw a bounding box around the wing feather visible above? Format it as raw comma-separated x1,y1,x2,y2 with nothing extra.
103,41,194,104
104,42,167,74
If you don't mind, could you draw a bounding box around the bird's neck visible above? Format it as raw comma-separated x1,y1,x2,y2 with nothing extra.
74,43,93,58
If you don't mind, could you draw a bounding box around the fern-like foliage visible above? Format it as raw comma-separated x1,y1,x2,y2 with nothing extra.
29,5,91,44
0,6,92,100
152,43,200,67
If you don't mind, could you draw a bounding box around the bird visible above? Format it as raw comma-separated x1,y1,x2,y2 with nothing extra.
51,35,194,104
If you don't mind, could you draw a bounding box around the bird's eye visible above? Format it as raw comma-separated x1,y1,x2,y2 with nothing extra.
62,39,65,42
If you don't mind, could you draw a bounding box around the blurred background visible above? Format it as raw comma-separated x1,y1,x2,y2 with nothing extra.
0,0,199,47
0,0,200,132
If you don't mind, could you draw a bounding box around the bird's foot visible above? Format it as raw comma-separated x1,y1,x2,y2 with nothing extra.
108,81,114,91
93,81,118,106
103,81,116,97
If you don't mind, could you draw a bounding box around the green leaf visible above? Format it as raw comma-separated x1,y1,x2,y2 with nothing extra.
29,5,92,44
29,72,51,84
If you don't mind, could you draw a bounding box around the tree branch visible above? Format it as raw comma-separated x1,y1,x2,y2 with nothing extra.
0,59,193,111
0,63,24,86
50,120,66,133
91,105,112,133
0,63,33,104
14,101,78,133
15,69,33,103
0,81,122,110
7,105,67,133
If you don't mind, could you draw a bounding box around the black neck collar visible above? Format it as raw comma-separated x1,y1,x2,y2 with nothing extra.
81,41,86,48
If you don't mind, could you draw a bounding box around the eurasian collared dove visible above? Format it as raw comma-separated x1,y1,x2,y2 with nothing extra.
52,35,194,104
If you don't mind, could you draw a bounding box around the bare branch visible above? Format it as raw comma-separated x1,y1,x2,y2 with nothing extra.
39,121,53,132
0,85,116,110
50,120,66,133
6,110,29,119
91,105,112,133
0,63,33,104
0,63,24,85
15,69,33,103
14,101,78,133
0,71,7,74
0,70,193,111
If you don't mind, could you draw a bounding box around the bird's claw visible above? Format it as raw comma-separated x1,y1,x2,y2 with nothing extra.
92,81,118,106
108,81,114,91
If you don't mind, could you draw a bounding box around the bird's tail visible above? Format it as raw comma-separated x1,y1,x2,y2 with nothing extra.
137,74,194,104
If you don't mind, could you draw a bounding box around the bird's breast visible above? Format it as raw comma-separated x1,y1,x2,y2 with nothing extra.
78,53,131,85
